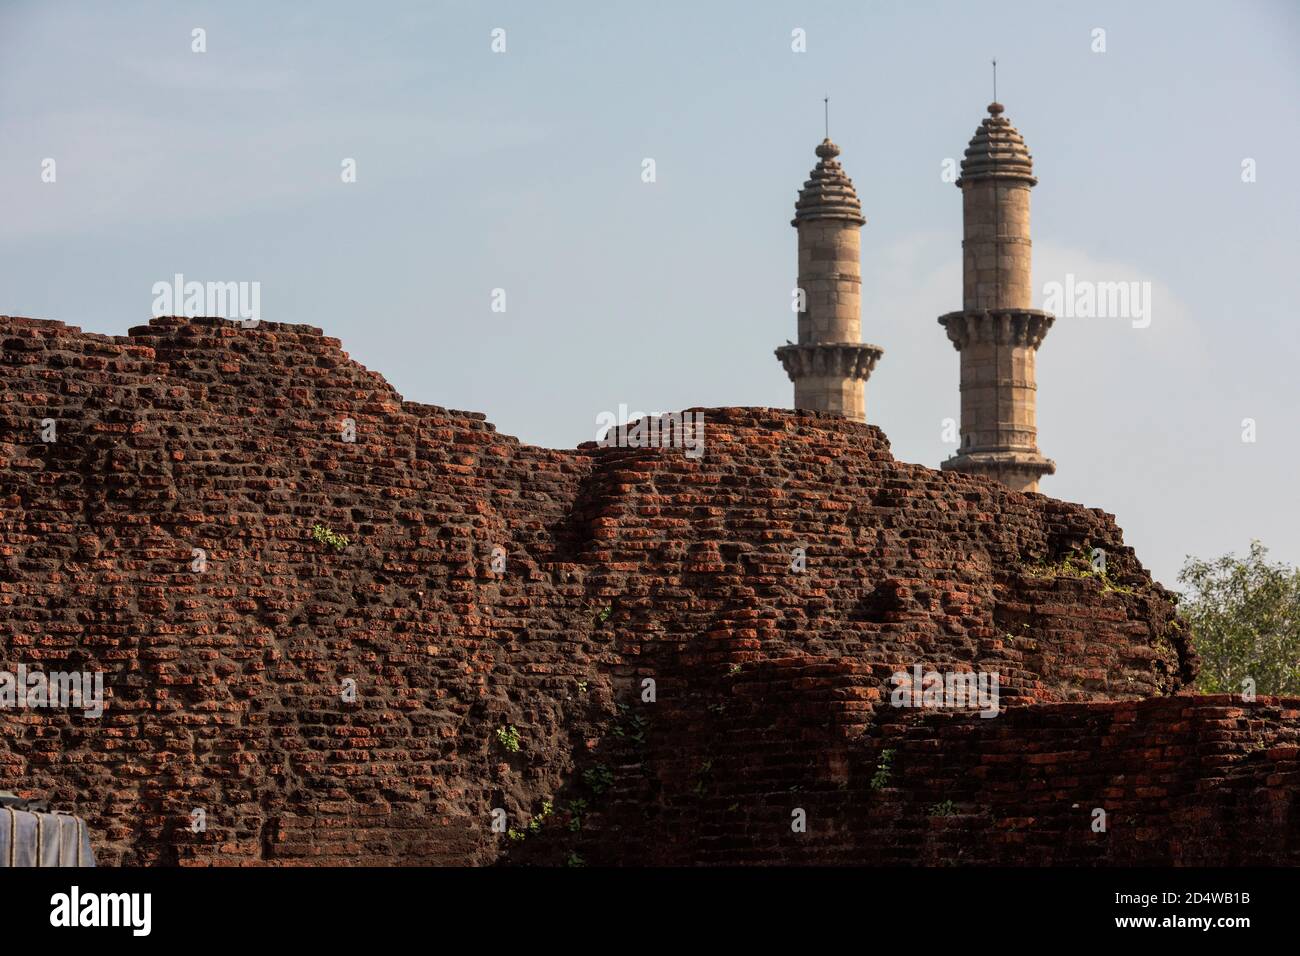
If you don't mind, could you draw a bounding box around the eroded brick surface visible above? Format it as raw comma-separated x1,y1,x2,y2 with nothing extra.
1,315,1292,866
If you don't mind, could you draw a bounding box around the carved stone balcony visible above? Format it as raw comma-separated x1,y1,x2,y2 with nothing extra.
937,308,1054,351
774,342,884,382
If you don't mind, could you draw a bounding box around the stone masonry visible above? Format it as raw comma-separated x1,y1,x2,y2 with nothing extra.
940,103,1056,493
2,314,1296,866
776,140,884,422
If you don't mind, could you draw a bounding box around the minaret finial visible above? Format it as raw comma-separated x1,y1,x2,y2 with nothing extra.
824,96,829,140
992,58,997,103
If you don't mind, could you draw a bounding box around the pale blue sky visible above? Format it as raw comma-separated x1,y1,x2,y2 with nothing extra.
2,0,1297,587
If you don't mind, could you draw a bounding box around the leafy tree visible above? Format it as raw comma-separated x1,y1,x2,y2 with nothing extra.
1178,541,1300,697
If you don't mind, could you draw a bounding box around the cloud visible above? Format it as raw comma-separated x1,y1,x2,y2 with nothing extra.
1032,240,1210,370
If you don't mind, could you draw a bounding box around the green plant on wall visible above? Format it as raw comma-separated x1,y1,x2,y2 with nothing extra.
311,523,349,551
929,799,957,817
565,799,588,832
612,702,648,746
870,748,895,791
583,764,614,795
1022,549,1134,594
495,725,522,754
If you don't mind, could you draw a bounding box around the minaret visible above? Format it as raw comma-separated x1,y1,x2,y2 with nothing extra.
938,101,1055,492
775,138,883,422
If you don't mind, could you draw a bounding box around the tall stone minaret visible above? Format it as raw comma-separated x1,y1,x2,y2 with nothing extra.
938,102,1055,492
775,139,883,422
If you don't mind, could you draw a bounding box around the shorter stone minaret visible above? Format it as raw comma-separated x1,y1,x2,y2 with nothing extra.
776,139,883,422
939,102,1055,492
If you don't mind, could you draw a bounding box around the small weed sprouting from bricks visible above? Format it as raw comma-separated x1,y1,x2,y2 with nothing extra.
870,748,895,790
613,702,648,745
1100,578,1137,596
504,800,554,844
565,798,588,832
929,799,957,817
691,759,714,797
527,800,554,835
565,851,585,867
495,725,522,753
594,605,612,626
1022,549,1135,595
583,764,614,795
310,523,349,551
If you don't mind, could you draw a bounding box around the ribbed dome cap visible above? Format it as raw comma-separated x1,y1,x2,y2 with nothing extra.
792,139,866,226
957,102,1037,186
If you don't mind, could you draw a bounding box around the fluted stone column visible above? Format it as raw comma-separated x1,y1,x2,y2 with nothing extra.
939,103,1055,493
776,139,883,422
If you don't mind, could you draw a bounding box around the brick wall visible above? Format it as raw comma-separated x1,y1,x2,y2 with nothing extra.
526,689,1298,865
2,315,1289,866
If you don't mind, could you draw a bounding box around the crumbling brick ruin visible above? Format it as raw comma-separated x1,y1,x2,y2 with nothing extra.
1,314,1296,865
